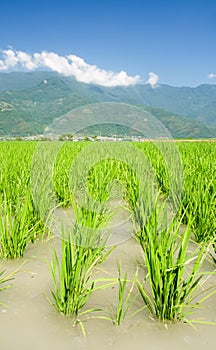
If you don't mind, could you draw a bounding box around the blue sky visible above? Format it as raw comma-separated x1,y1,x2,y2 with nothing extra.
0,0,216,87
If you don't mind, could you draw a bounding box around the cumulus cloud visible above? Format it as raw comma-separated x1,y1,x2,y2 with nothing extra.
146,72,159,88
0,48,140,87
208,72,216,79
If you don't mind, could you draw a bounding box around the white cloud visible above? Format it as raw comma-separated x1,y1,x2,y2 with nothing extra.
146,72,159,88
208,73,216,79
0,49,18,70
16,50,38,70
0,48,140,87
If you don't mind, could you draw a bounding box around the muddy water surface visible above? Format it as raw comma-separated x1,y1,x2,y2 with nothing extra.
0,208,215,350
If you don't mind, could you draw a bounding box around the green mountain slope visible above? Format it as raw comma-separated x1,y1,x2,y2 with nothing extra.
0,72,215,138
0,71,60,92
0,78,93,135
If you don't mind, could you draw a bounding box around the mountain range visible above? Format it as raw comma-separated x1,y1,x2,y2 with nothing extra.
0,71,216,138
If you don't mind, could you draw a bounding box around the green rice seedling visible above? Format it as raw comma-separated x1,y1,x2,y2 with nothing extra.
86,158,124,204
0,261,27,306
53,142,87,206
107,263,143,326
115,263,129,326
26,191,47,243
0,192,38,259
0,142,45,252
50,226,112,320
50,191,114,316
51,232,96,317
93,262,144,327
0,142,37,204
0,268,12,306
140,143,169,195
179,172,215,244
176,142,216,244
134,141,215,246
192,177,215,244
133,141,178,201
135,202,215,323
49,183,116,336
0,268,13,296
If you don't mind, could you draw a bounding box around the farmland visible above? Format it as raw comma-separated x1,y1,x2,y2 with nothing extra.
0,140,215,349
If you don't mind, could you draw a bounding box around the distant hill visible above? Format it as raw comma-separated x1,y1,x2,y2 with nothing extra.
0,71,59,92
0,71,215,138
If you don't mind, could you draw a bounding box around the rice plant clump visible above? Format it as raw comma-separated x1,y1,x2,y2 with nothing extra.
135,204,215,323
50,222,111,319
0,195,32,259
177,142,216,244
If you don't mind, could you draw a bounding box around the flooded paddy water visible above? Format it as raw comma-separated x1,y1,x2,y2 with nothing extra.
0,206,216,350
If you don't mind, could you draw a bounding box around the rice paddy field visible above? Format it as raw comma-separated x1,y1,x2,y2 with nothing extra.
0,140,215,350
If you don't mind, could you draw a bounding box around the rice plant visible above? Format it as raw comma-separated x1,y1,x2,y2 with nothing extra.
0,195,32,259
177,142,216,244
51,234,96,317
105,262,144,326
135,202,215,323
0,142,46,259
50,214,112,320
0,268,13,295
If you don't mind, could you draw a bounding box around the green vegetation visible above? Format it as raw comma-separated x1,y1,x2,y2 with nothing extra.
109,263,141,326
135,204,214,322
50,227,107,318
0,267,13,305
0,140,215,331
0,192,36,258
0,72,216,138
0,142,45,258
176,142,216,245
